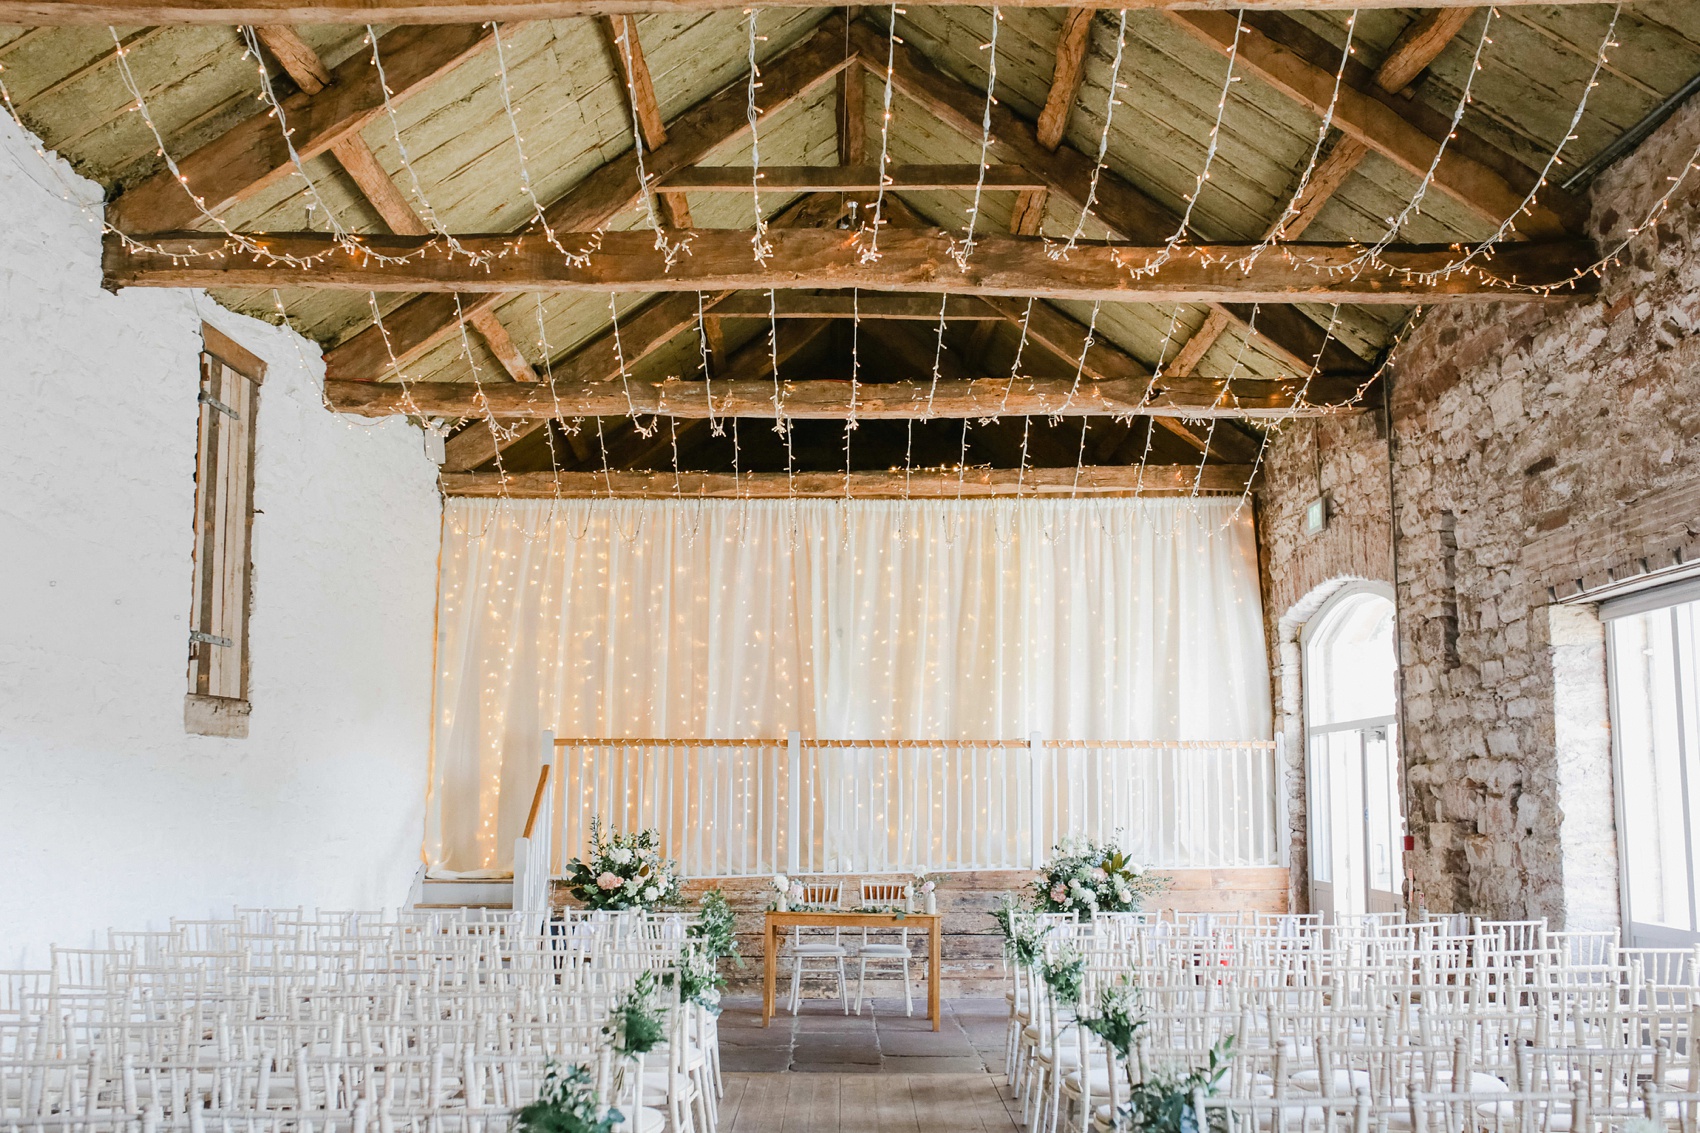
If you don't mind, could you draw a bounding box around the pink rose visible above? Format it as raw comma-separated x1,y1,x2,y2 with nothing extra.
597,872,623,891
1050,884,1066,902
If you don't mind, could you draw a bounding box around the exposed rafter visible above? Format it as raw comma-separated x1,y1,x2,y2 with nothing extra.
1170,11,1584,239
319,16,856,384
1163,8,1476,375
440,465,1258,500
0,1,1607,24
602,14,692,228
440,290,722,471
108,23,498,233
846,20,1361,378
106,229,1598,302
1010,6,1093,237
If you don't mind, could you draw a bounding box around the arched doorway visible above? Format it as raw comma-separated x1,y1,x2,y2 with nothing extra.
1303,584,1404,918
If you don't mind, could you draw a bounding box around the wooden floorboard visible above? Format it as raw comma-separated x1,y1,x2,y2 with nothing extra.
719,1072,1020,1133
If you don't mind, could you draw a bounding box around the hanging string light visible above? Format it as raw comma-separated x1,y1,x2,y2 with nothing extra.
745,8,773,265
694,293,722,437
1229,11,1357,271
947,5,1002,272
1052,9,1127,260
611,15,694,270
858,4,900,264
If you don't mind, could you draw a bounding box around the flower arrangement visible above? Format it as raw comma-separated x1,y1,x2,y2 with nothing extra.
911,872,943,913
768,871,805,911
669,942,724,1011
564,819,683,912
1033,836,1168,918
513,1060,619,1133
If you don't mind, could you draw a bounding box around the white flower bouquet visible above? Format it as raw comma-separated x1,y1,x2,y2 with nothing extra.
564,818,683,911
1033,835,1167,919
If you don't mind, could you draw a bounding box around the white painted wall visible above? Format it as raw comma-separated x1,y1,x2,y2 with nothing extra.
0,116,444,967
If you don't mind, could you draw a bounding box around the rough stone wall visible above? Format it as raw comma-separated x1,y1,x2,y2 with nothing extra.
1255,95,1700,922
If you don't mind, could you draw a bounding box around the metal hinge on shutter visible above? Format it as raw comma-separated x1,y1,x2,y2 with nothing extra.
190,630,233,648
198,389,240,419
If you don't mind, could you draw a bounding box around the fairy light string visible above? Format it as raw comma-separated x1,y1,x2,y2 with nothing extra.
611,15,693,270
745,9,773,265
858,4,900,264
1052,9,1128,260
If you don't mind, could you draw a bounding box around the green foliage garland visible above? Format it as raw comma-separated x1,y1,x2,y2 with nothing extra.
1117,1036,1236,1133
1039,948,1087,1008
1080,981,1144,1058
604,972,667,1057
992,897,1050,968
512,1061,618,1133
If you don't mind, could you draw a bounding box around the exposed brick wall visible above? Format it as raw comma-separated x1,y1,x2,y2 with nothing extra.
1255,96,1700,921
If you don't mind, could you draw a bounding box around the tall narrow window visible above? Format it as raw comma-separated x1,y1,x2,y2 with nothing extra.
1303,584,1404,919
184,325,264,738
1605,577,1700,946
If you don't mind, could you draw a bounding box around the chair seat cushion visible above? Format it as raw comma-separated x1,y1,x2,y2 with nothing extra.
858,945,912,958
791,945,849,957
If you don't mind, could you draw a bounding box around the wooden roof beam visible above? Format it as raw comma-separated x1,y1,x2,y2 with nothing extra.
1011,7,1094,238
440,290,719,471
441,466,1256,500
249,26,542,384
109,228,1599,303
321,15,855,384
328,375,1366,420
0,1,1608,25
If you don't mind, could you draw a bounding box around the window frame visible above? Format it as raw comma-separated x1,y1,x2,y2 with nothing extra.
184,323,265,738
1300,581,1404,917
1604,573,1700,947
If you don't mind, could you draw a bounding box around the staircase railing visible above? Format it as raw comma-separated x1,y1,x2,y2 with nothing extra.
546,733,1278,878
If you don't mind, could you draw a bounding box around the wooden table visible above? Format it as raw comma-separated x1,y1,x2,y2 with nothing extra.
762,910,944,1031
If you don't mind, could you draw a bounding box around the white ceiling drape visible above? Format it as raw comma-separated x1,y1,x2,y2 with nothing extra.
427,497,1270,871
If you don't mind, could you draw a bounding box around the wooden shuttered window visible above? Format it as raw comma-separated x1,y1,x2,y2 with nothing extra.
187,325,265,711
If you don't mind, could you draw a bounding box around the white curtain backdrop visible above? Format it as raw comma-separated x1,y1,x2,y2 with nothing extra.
428,498,1270,871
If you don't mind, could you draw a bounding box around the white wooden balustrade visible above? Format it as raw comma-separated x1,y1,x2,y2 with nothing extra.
545,734,1278,877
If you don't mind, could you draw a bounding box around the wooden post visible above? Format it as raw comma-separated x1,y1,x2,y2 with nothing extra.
1029,731,1045,870
787,730,802,876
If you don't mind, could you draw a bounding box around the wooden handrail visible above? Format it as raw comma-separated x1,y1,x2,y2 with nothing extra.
549,736,1277,751
521,765,551,840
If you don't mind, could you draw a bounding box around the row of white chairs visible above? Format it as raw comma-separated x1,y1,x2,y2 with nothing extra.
1004,913,1700,1133
2,908,723,1133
